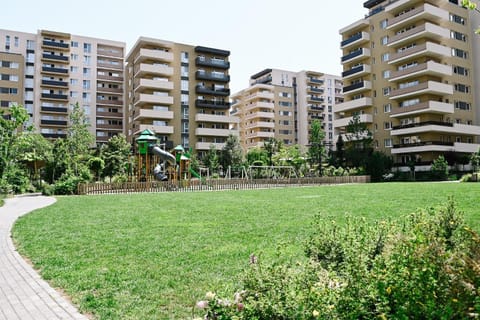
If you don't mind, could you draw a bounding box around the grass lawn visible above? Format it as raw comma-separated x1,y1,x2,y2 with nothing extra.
12,182,480,319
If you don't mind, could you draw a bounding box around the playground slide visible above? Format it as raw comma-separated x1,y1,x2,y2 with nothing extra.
152,146,176,181
189,167,202,179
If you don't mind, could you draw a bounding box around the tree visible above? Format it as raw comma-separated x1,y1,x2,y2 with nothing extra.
13,133,53,182
100,134,131,181
335,134,345,167
366,151,393,182
66,102,94,175
431,155,449,181
204,144,219,174
462,0,480,34
0,104,30,179
220,134,243,171
344,114,373,168
263,138,281,166
308,119,326,175
470,148,480,172
246,147,268,166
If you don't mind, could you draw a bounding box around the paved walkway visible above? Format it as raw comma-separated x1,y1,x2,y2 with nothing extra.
0,195,87,320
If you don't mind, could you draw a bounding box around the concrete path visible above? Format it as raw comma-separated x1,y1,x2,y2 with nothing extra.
0,195,88,320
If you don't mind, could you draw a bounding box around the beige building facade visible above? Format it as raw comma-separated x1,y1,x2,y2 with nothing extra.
336,0,480,168
231,68,342,151
0,29,125,143
125,37,238,156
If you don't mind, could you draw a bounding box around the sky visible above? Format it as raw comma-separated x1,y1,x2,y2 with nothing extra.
1,0,368,93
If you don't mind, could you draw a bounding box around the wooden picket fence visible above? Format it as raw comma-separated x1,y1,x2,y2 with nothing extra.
77,175,370,195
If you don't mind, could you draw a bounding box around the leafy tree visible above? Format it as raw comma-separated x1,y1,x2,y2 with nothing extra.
431,155,449,181
308,119,326,175
344,114,373,168
100,134,131,181
470,148,480,172
366,151,393,182
13,133,53,181
263,138,281,166
0,104,30,180
66,102,94,175
203,144,219,174
220,134,243,170
246,147,268,166
274,145,306,175
88,157,105,181
335,134,345,167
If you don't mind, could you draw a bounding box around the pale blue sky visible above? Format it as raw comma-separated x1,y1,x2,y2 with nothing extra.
2,0,368,92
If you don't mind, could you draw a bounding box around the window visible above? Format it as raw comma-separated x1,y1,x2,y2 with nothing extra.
381,53,389,62
181,94,189,105
279,92,291,98
83,55,91,65
14,36,19,47
70,79,78,85
27,40,35,50
181,51,189,63
181,65,188,77
384,122,392,130
383,87,391,96
400,98,420,107
381,36,389,45
181,80,189,91
71,41,79,47
83,80,90,90
453,65,469,76
452,48,468,59
384,103,392,113
383,70,390,79
451,31,467,42
71,53,78,61
82,92,91,102
380,19,388,29
450,13,466,25
83,67,90,76
70,91,78,98
454,83,470,93
279,101,292,107
70,66,78,73
384,139,393,148
454,101,470,110
83,43,91,53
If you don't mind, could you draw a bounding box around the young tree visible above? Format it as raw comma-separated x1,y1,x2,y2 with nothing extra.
220,134,243,171
13,133,53,181
204,144,219,174
345,114,373,168
308,119,326,175
263,137,281,166
100,134,131,181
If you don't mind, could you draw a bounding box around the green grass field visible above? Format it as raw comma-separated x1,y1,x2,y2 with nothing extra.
12,182,480,319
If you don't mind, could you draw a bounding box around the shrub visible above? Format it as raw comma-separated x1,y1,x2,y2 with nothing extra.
194,199,480,319
431,155,449,181
53,172,83,195
3,164,30,194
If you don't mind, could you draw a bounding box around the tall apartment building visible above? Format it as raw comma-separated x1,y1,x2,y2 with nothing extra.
125,37,238,156
231,68,343,151
335,0,480,168
0,29,125,144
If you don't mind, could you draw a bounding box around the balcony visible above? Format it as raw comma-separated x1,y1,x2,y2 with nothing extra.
246,131,275,139
97,61,123,71
244,101,275,112
136,124,174,135
96,124,123,130
391,122,480,136
386,3,449,30
309,78,324,84
134,79,174,92
342,64,371,79
388,42,451,65
309,105,324,111
41,133,67,139
41,106,68,113
96,111,123,118
391,141,454,154
454,142,480,153
195,85,230,96
342,80,372,94
245,112,275,121
389,81,453,100
335,97,372,113
333,114,373,128
97,74,123,82
133,109,174,121
390,101,454,118
40,119,68,126
308,87,324,94
308,96,324,103
96,99,123,106
195,128,233,137
195,57,230,69
245,121,275,130
97,86,123,94
135,63,174,77
195,71,230,83
389,61,452,82
42,40,69,50
195,142,226,150
42,53,69,63
195,99,231,109
134,94,173,106
41,93,68,100
341,32,370,49
341,48,370,63
245,91,274,101
134,48,174,64
387,23,450,47
42,66,69,74
339,18,369,34
195,113,239,124
41,79,68,87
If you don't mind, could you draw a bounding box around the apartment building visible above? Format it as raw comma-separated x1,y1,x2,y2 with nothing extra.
0,29,125,143
0,51,24,113
125,37,238,156
335,0,480,168
231,68,342,151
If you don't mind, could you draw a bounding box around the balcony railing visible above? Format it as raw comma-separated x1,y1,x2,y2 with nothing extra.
41,106,68,113
42,40,69,49
41,79,68,87
393,141,454,148
195,57,230,69
195,71,230,82
42,53,69,62
41,133,67,139
342,65,364,78
40,119,68,126
42,66,69,74
341,48,363,62
392,121,453,131
343,81,367,93
341,33,363,47
195,99,231,109
195,85,230,96
41,93,68,100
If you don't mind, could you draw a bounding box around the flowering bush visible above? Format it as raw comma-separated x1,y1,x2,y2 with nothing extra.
193,198,480,319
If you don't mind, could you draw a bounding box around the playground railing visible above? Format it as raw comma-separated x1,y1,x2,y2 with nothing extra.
77,176,370,195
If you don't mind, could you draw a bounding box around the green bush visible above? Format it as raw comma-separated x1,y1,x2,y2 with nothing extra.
194,199,480,319
53,173,83,195
3,164,30,194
